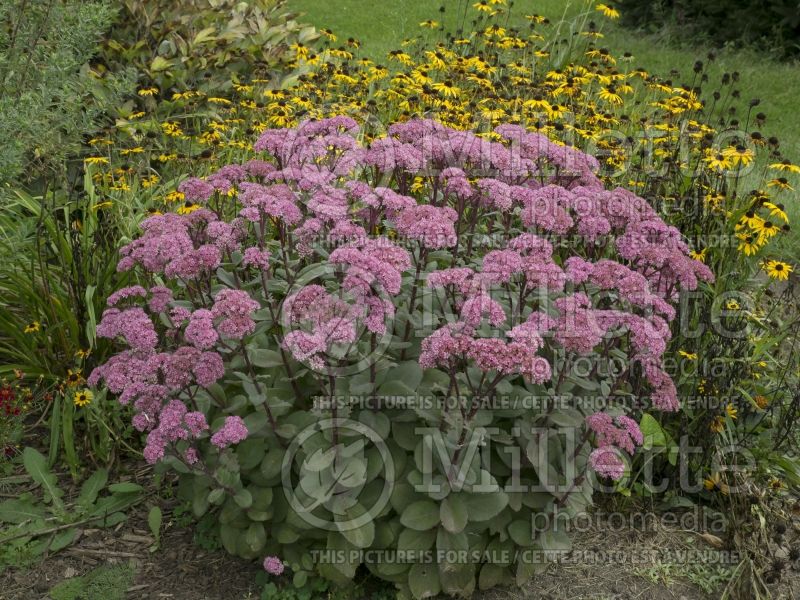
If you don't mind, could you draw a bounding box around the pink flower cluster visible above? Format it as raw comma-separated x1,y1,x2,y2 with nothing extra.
420,323,551,385
589,447,626,481
282,285,360,371
142,399,208,464
586,413,644,481
263,556,285,576
117,211,222,280
210,416,249,449
211,289,260,339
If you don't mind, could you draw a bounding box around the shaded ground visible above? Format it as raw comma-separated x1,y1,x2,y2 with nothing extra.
2,467,799,600
4,498,799,600
0,500,263,600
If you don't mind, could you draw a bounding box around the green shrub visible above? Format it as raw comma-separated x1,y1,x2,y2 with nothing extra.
0,0,132,186
101,0,317,93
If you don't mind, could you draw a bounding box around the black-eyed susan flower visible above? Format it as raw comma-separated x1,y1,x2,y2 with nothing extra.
769,160,800,174
722,145,755,166
709,415,725,433
525,14,546,23
762,259,793,281
73,389,93,407
163,190,184,205
725,403,738,420
767,177,794,191
137,87,158,97
598,86,623,105
595,3,620,18
24,321,41,334
177,202,201,215
141,175,160,189
768,477,784,491
319,28,336,41
432,80,461,98
523,96,551,111
65,369,84,387
291,42,309,59
263,89,287,101
689,248,707,262
763,201,789,222
84,156,109,165
736,233,761,256
161,121,183,137
704,152,732,171
738,210,764,229
678,350,698,360
232,82,253,93
754,220,782,242
120,147,144,156
388,50,414,67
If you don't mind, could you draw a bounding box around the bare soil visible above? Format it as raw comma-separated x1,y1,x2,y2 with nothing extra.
1,488,798,600
0,500,263,600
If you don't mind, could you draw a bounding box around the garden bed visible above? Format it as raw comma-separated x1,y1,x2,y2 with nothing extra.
0,499,262,599
6,508,800,599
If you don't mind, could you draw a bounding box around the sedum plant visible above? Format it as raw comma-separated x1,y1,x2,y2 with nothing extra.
90,116,713,597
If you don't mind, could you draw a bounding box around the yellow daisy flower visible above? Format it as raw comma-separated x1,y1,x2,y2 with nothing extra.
689,248,707,262
722,145,755,166
596,3,620,19
736,233,762,256
763,202,789,223
767,178,794,191
177,202,201,215
73,389,94,407
769,160,800,173
762,260,793,281
65,369,84,387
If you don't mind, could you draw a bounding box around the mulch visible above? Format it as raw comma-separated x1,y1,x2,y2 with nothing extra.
2,471,799,600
